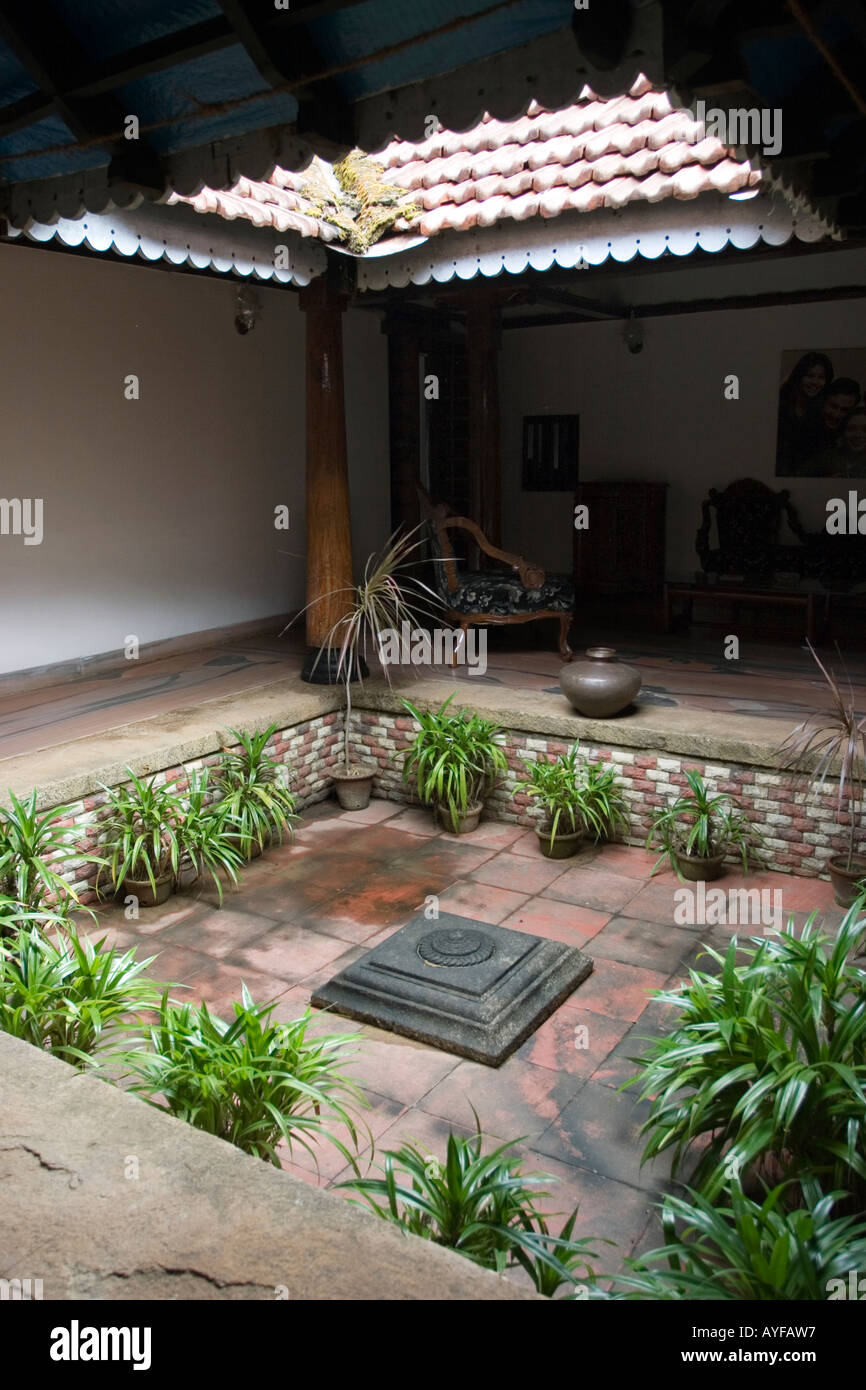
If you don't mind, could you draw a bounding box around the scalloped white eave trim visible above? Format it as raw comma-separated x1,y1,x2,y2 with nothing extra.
5,200,328,285
357,192,838,292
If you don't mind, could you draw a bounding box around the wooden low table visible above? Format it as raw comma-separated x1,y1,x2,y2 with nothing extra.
664,580,826,643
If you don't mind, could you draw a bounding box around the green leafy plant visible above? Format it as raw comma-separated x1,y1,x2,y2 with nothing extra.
214,724,298,859
0,789,99,916
646,769,760,877
98,769,184,895
777,640,866,873
401,694,508,831
626,907,866,1204
519,743,629,847
341,1120,601,1296
0,920,164,1067
97,768,241,905
295,528,443,772
114,990,368,1169
178,769,243,904
612,1183,866,1301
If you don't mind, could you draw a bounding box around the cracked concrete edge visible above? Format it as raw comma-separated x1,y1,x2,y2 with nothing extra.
1,671,805,810
0,1033,538,1301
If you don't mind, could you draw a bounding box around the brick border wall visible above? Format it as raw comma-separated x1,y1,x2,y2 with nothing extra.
56,714,342,904
23,707,850,902
355,710,845,879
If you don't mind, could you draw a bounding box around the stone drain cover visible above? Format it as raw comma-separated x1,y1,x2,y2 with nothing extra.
311,913,593,1067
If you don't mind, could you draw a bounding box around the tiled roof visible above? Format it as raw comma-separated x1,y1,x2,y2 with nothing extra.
169,75,762,254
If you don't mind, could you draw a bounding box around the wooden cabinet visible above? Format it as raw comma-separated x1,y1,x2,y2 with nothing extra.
574,481,667,596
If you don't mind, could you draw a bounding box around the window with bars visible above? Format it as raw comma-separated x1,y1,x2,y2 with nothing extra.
522,414,579,491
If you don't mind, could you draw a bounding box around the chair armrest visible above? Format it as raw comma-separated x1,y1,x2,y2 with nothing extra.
442,516,546,588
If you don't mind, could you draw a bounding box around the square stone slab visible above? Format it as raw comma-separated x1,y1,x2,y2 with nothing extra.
311,913,593,1067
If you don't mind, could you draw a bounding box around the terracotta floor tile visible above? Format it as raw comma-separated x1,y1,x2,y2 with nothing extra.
618,878,690,925
382,806,441,837
338,800,400,825
571,957,669,1023
389,838,497,879
228,924,356,981
419,1057,584,1142
589,997,681,1091
589,914,700,975
176,959,294,1018
435,880,531,924
469,850,571,894
289,1089,409,1182
533,1081,674,1192
159,906,275,960
500,897,609,944
139,941,216,991
296,875,434,942
515,1005,632,1078
237,870,347,920
591,844,669,879
515,1148,657,1274
343,1027,462,1106
439,820,525,850
543,866,642,914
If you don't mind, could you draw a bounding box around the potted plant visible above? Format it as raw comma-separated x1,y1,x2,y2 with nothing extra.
300,530,443,811
401,695,508,833
777,642,866,907
646,769,759,882
98,768,241,907
0,789,102,917
214,724,298,860
177,769,244,904
519,743,629,859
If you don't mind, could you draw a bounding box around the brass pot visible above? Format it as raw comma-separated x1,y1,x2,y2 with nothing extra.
560,647,641,718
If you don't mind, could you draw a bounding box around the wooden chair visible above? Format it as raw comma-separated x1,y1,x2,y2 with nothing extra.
417,485,574,662
695,477,809,577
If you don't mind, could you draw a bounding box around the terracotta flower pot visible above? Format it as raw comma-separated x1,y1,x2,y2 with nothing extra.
559,647,641,718
437,802,483,835
121,872,173,908
535,826,585,859
332,764,376,810
827,854,866,908
674,851,726,882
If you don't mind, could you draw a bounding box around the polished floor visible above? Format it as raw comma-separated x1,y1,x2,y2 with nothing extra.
2,623,865,762
87,797,840,1286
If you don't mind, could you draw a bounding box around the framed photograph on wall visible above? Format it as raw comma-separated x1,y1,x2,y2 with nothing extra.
776,347,866,478
522,414,579,491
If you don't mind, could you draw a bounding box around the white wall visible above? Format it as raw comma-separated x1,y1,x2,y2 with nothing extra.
0,243,389,675
500,296,866,578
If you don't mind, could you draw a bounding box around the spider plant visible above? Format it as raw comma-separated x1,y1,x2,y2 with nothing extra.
214,723,298,859
0,921,165,1067
519,743,629,855
291,528,444,783
114,990,368,1170
401,694,508,832
777,640,866,904
178,769,243,905
97,769,185,903
0,789,99,917
339,1119,602,1295
646,768,760,880
625,907,866,1205
612,1183,866,1301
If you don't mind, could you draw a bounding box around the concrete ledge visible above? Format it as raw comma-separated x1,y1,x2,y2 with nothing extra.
1,678,341,808
0,1033,537,1301
2,671,799,809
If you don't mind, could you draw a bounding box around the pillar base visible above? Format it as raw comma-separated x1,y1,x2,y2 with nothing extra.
300,647,369,685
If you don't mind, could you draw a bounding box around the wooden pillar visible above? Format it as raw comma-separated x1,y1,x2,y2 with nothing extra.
299,278,353,650
384,314,422,534
466,293,501,548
